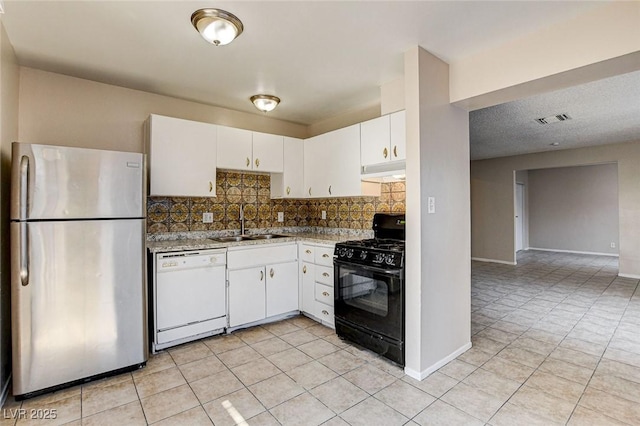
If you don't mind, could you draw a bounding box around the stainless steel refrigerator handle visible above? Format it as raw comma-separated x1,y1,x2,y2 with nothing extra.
19,155,30,286
20,223,29,286
20,155,29,220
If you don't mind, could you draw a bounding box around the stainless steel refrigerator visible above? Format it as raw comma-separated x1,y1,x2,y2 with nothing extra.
10,142,148,398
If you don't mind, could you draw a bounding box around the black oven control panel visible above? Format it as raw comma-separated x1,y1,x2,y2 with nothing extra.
335,246,404,269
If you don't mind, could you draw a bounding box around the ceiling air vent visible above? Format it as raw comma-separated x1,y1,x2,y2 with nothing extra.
535,113,572,125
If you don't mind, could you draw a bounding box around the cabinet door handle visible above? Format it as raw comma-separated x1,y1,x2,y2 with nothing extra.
209,181,213,192
308,187,312,196
246,157,250,167
322,310,329,316
305,249,312,254
322,254,330,258
260,270,264,281
322,272,330,277
383,147,388,158
322,291,330,297
286,186,291,195
270,268,274,278
393,145,398,158
255,158,260,168
328,185,332,195
303,265,307,274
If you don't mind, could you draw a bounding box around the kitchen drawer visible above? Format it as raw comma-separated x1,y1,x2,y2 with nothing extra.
227,243,297,269
315,246,334,267
315,266,333,285
314,302,334,326
315,283,333,306
300,244,315,263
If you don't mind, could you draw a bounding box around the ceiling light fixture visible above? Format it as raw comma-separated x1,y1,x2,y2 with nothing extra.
191,8,243,46
250,95,280,113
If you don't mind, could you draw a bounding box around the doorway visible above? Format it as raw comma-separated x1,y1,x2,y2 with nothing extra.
516,183,525,252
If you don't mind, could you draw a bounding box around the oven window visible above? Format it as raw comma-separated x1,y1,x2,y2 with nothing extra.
339,270,388,317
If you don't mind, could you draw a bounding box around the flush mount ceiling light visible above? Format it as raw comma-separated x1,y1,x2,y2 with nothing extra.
191,8,243,46
250,95,280,113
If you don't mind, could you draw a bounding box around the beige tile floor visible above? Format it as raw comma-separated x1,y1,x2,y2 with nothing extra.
2,251,639,425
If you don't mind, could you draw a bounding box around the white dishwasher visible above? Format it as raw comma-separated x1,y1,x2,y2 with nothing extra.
153,249,227,351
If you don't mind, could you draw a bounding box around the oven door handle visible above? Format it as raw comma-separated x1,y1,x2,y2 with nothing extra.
334,259,403,276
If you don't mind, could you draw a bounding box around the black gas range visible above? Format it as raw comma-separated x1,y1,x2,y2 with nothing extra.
334,213,406,366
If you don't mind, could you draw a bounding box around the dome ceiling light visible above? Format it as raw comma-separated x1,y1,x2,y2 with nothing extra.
250,95,280,113
191,8,243,46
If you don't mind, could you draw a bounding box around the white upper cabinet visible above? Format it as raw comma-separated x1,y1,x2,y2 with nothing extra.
271,137,304,199
216,126,253,170
390,110,406,161
253,132,284,172
146,114,217,197
360,110,406,167
217,126,284,173
304,124,379,198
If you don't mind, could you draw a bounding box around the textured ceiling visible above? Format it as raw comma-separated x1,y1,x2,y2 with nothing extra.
469,71,640,160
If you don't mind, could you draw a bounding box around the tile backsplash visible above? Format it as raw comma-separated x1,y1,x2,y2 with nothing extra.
147,171,405,234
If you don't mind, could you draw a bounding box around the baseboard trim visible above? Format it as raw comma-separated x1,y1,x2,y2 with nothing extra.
619,273,640,280
528,247,618,257
404,341,472,381
0,375,11,408
471,257,516,266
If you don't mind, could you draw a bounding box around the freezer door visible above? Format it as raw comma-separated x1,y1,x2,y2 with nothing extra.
11,143,145,220
11,219,147,396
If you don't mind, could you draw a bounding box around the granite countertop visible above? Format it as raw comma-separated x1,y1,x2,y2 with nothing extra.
146,231,365,253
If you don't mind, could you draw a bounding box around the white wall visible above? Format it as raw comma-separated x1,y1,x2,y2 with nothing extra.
471,141,640,278
451,2,640,108
528,164,619,255
404,47,470,379
0,19,20,402
18,67,308,153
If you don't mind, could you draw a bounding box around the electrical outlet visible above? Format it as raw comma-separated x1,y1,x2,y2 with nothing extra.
202,212,213,223
321,210,327,220
428,197,436,214
610,242,616,249
277,212,284,222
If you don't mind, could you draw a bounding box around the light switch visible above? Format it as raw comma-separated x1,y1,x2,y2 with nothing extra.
277,212,284,222
428,197,436,214
203,212,213,223
322,210,327,220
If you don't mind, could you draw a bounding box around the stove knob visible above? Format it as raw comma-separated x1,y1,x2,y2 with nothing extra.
360,250,368,260
385,254,396,265
346,249,354,259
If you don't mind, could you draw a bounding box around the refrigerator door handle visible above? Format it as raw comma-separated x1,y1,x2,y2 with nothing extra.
20,222,29,286
20,223,29,286
19,155,30,286
19,155,29,220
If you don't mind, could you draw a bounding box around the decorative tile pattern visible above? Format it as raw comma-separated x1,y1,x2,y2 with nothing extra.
147,171,405,233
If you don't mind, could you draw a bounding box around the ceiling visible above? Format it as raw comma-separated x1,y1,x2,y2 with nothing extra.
2,1,636,160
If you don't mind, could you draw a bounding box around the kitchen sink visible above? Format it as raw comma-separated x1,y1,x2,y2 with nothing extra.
250,234,288,239
214,235,256,242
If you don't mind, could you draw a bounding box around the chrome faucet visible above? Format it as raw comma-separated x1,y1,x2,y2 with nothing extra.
239,203,245,235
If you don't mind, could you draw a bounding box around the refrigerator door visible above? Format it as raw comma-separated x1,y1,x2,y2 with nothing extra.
11,219,148,396
11,143,144,221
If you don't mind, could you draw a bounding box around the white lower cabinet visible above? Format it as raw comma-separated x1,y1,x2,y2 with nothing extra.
227,244,299,328
299,242,335,327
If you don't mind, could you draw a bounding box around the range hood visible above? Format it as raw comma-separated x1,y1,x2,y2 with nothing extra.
361,160,406,183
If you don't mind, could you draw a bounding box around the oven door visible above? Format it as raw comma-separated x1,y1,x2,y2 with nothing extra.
334,259,404,342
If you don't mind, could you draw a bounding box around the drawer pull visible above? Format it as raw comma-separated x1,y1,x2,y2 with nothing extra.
322,310,329,316
303,265,307,274
305,249,312,254
322,291,329,297
322,254,330,258
322,272,330,277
